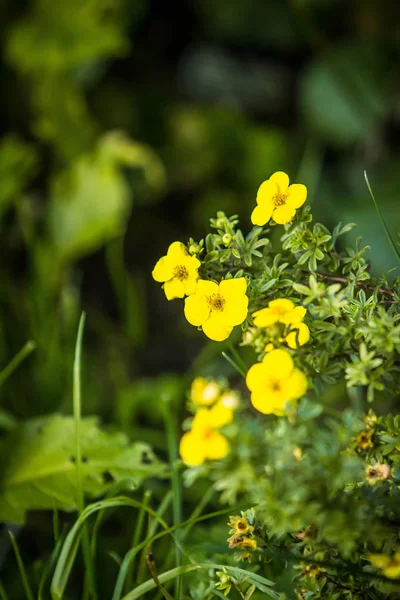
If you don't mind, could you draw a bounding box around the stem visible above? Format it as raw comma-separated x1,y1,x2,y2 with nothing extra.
146,552,174,600
0,341,36,390
8,532,34,600
73,313,97,600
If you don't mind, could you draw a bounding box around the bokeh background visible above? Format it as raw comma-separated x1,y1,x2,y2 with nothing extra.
1,0,400,595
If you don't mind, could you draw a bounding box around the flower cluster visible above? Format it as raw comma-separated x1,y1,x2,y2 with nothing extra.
246,348,307,415
152,242,249,341
227,509,259,562
251,297,310,352
179,378,239,466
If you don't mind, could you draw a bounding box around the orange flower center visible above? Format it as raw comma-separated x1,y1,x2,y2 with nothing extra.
173,265,189,281
271,381,282,392
273,193,286,207
207,293,226,311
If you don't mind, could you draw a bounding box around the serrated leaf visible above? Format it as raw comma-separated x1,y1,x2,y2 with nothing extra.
0,414,167,524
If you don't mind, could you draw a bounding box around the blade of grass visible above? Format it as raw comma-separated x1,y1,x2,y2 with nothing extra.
8,531,34,600
0,580,9,600
0,341,36,390
73,313,96,600
112,504,250,600
228,342,247,375
121,563,279,600
221,352,246,378
51,497,169,600
364,170,400,263
127,490,152,589
162,398,183,599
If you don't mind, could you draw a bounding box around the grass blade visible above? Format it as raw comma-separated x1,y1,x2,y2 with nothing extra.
364,170,400,263
0,341,36,390
51,497,169,600
122,565,200,600
8,531,34,600
0,580,9,600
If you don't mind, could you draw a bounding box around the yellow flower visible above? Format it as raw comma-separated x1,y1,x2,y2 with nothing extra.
190,377,220,406
152,241,200,300
179,408,230,466
251,171,307,226
285,323,310,349
184,278,248,341
228,515,254,537
264,342,275,353
246,349,307,415
369,553,400,579
253,299,306,328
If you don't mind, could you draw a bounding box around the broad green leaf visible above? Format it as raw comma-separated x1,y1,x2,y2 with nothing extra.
48,132,165,262
0,414,167,524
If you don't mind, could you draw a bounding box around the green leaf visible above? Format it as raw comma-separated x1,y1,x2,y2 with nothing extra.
0,414,167,524
47,132,165,262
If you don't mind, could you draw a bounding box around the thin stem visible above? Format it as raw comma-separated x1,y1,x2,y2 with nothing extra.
0,341,36,390
228,342,247,374
146,552,174,600
0,580,8,600
364,171,400,263
73,313,97,600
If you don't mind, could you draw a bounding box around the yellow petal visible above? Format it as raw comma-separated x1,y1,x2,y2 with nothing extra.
191,408,213,433
196,279,219,296
179,431,206,465
246,362,266,392
256,180,277,204
280,305,306,325
262,349,294,379
286,184,307,208
205,431,230,460
167,241,188,260
251,203,273,226
152,256,173,282
202,312,233,341
286,323,310,348
272,204,296,225
208,401,234,427
219,277,247,299
222,294,248,326
184,294,210,326
283,368,308,400
182,273,199,296
268,298,295,313
252,307,278,327
269,171,289,194
164,278,185,300
250,389,286,415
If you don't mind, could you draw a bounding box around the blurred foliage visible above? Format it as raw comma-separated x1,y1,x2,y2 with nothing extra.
0,0,400,597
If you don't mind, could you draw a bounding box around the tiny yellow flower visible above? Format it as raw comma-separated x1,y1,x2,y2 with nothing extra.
285,322,310,349
228,515,254,537
369,552,400,579
184,278,248,341
246,349,307,415
190,377,220,406
251,171,307,226
179,408,230,466
264,342,275,353
220,390,240,410
152,241,200,300
253,299,306,328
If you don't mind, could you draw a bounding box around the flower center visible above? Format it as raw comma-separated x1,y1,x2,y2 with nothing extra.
271,381,282,392
173,265,189,281
207,293,226,311
273,193,286,207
